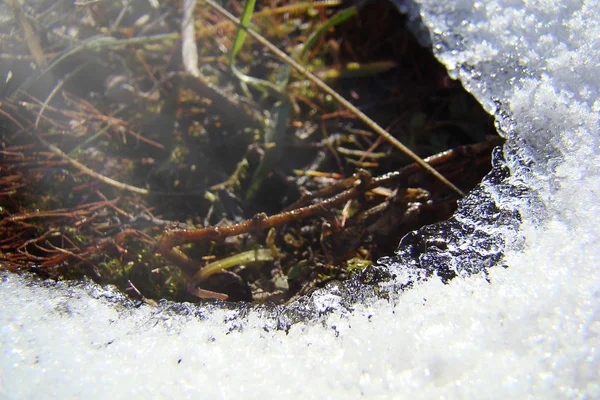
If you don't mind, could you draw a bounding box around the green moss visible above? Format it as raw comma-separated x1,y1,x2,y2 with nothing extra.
345,257,372,277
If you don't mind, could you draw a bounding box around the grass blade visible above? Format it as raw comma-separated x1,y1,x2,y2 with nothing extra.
298,6,358,61
245,100,292,202
229,0,257,64
194,248,273,281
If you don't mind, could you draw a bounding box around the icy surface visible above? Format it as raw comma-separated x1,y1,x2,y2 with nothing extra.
2,0,600,398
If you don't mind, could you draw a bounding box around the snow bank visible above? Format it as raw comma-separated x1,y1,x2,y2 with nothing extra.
1,0,599,398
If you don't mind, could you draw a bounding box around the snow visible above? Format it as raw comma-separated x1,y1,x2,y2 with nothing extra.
1,0,599,398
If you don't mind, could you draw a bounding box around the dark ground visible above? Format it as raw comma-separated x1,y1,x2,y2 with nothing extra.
0,0,499,304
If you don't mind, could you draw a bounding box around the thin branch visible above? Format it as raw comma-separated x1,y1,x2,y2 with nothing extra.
34,133,150,195
35,64,86,127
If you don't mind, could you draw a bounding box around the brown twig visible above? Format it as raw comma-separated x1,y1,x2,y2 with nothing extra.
157,168,373,299
36,132,150,195
157,137,503,299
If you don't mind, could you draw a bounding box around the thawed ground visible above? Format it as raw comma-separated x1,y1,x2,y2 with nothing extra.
1,0,599,398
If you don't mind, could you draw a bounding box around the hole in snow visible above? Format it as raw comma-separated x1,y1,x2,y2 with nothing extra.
0,0,502,306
